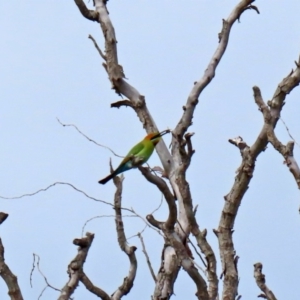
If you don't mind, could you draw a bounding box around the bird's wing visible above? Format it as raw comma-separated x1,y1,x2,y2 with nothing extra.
120,143,145,169
119,142,145,165
127,142,145,157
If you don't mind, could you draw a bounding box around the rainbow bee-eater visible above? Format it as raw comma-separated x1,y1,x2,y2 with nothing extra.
98,130,169,184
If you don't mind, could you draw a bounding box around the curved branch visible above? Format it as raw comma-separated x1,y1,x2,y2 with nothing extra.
0,213,24,300
57,118,123,158
138,166,177,230
80,272,110,300
74,0,99,22
30,253,61,296
254,263,277,300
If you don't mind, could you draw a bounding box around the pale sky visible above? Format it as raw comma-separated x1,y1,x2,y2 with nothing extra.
1,1,300,299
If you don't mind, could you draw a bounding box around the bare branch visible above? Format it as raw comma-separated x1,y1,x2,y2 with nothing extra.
267,132,300,188
253,86,300,188
217,138,253,299
110,100,133,109
38,286,48,300
164,231,209,300
174,0,259,139
90,0,172,174
57,118,123,158
172,170,218,299
253,263,277,300
58,232,95,300
146,214,164,230
169,2,259,298
251,55,300,157
176,220,207,268
0,181,161,243
228,136,249,151
0,213,24,300
30,254,35,288
217,55,300,300
34,254,60,292
238,4,260,22
153,245,180,299
123,194,164,241
137,233,157,283
81,214,137,237
30,254,61,299
88,34,106,60
111,175,137,300
185,132,196,160
74,0,99,22
80,272,110,300
138,166,177,230
280,117,300,149
0,212,8,224
151,192,164,215
94,0,125,90
0,181,130,210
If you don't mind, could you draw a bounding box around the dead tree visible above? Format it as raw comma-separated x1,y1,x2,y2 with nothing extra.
0,1,299,300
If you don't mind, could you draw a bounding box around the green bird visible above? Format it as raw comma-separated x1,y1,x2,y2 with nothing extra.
98,130,169,184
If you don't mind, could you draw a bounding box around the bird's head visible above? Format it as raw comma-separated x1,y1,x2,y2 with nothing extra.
145,129,170,145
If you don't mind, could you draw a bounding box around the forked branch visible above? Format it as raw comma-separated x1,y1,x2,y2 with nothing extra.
58,233,95,300
170,2,259,298
253,86,300,188
74,0,99,21
217,56,300,300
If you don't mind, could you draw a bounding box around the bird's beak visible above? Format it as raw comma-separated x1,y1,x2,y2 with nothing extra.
151,129,170,140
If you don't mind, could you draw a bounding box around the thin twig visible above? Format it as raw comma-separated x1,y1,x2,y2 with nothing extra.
151,193,164,215
81,214,137,237
88,34,107,60
125,193,165,240
0,181,163,238
280,117,300,149
38,286,48,300
30,253,35,288
32,254,61,293
137,233,157,282
57,118,123,157
176,220,207,268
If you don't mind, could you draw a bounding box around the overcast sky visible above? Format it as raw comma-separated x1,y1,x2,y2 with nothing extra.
1,1,300,299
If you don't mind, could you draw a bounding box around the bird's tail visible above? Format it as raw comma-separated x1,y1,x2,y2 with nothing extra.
98,173,115,185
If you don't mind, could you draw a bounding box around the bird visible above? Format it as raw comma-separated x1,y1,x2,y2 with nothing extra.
98,130,169,184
